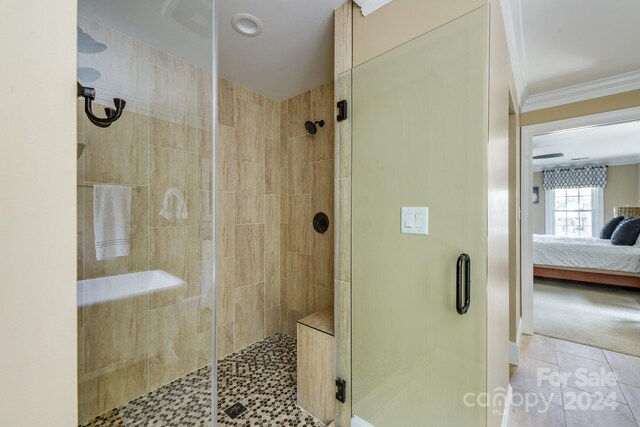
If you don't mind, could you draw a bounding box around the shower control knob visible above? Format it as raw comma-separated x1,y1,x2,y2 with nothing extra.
313,212,330,234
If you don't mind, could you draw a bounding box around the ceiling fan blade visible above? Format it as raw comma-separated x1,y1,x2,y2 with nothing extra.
533,153,564,160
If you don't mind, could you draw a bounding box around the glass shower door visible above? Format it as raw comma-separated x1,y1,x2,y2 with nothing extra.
351,7,489,426
76,7,213,424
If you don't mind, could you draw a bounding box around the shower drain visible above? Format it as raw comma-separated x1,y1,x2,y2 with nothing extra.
223,402,248,420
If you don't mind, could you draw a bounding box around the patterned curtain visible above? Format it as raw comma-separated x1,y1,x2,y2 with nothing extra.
543,165,607,190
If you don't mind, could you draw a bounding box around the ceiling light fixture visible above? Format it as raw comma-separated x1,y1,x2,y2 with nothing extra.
231,13,262,37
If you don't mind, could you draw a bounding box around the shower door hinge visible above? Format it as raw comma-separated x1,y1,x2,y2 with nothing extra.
336,377,346,403
337,100,348,122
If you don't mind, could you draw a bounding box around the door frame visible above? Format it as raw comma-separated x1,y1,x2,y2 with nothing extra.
520,106,640,335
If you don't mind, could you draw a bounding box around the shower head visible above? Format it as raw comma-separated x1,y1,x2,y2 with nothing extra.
78,26,107,54
305,120,325,135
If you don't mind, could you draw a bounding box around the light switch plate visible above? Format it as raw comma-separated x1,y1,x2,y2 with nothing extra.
401,207,429,235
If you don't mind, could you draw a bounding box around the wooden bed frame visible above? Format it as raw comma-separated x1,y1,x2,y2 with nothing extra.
534,206,640,289
534,266,640,288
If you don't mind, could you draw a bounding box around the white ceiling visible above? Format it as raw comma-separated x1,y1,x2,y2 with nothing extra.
532,120,640,171
79,0,213,70
79,0,345,100
504,0,640,109
218,0,344,100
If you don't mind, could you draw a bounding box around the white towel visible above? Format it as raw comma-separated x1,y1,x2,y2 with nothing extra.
93,185,132,261
159,187,189,220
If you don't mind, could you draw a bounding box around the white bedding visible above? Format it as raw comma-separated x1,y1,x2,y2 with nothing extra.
533,234,640,273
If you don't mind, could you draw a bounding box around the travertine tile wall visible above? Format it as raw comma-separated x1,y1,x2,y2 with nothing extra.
280,82,336,337
76,17,213,423
215,78,283,358
216,78,336,351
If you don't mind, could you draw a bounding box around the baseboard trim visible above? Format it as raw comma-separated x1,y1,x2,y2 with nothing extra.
501,385,513,427
352,416,375,427
509,318,523,365
509,341,519,366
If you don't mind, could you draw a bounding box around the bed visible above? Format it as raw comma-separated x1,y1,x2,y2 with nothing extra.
533,207,640,288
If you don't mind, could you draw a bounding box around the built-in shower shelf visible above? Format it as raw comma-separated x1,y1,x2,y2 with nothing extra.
77,270,185,307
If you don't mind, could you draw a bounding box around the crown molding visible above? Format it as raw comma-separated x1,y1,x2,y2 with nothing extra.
353,0,393,16
532,158,640,173
522,69,640,113
501,0,528,109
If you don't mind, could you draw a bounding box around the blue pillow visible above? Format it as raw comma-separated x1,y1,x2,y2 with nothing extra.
600,216,625,239
611,218,640,246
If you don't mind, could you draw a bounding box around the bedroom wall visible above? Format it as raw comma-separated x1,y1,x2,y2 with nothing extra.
605,164,640,219
532,164,639,235
532,172,545,234
521,89,640,127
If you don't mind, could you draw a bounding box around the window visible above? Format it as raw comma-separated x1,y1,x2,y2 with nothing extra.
545,187,603,238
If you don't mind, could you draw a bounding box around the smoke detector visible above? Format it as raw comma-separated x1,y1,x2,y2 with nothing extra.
231,13,263,37
163,0,212,38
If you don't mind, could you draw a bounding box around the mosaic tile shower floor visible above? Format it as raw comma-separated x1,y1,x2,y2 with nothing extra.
82,334,324,427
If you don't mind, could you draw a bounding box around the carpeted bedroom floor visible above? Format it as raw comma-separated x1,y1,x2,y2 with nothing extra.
534,278,640,358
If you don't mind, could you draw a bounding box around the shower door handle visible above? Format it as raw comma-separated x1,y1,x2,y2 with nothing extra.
456,253,471,315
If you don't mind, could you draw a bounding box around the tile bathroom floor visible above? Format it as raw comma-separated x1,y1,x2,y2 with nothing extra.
82,334,324,427
510,334,640,427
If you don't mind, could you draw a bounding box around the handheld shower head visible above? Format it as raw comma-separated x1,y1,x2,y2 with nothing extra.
305,120,325,135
